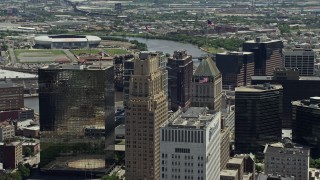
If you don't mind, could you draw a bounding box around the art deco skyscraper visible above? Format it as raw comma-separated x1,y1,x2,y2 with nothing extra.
125,52,168,180
190,57,222,111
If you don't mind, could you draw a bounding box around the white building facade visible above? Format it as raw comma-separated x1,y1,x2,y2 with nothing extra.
160,107,221,180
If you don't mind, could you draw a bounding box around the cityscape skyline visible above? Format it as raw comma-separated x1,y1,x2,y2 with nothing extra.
1,0,320,179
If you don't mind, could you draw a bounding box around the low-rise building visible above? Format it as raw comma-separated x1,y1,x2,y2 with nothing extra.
0,124,15,141
264,138,309,180
220,169,238,180
0,141,23,169
22,126,40,138
226,158,244,180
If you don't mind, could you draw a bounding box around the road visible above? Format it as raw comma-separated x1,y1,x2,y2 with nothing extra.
8,48,17,64
63,49,78,62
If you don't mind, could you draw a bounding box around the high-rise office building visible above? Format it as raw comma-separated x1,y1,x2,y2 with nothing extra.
292,97,320,158
38,64,114,173
283,47,315,76
123,51,167,108
251,68,320,128
0,80,24,111
235,84,283,154
160,107,221,180
264,138,310,180
216,52,254,89
125,52,168,180
190,57,222,111
167,50,193,111
243,37,283,76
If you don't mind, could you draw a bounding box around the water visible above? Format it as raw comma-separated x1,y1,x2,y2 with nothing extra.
124,37,206,66
24,97,39,113
23,38,205,113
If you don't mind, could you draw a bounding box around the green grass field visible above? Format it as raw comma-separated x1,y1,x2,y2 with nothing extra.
71,48,130,56
104,48,129,56
14,49,69,63
70,49,101,55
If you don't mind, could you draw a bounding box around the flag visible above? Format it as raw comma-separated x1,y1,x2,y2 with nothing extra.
199,77,208,83
207,20,214,26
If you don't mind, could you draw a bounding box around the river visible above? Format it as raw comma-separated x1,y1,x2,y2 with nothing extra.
23,38,206,113
125,37,206,66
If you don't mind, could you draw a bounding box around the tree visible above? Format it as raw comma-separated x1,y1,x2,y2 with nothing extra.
101,173,119,180
24,147,32,157
18,164,30,178
255,164,263,172
2,44,8,51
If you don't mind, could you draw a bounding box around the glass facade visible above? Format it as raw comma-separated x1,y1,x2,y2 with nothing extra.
38,64,114,174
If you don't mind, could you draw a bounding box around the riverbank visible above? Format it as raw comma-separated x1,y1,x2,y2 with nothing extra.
108,32,243,52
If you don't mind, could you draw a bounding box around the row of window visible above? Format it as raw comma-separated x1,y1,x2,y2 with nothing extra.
161,129,204,143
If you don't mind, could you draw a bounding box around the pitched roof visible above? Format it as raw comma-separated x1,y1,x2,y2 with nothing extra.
194,57,220,77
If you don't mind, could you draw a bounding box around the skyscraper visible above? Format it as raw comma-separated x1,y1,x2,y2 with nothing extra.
251,68,320,128
160,107,221,180
167,50,193,111
235,84,283,154
292,97,320,158
283,47,315,76
125,52,168,180
243,37,283,76
216,52,254,89
38,64,114,173
123,51,168,108
190,57,222,111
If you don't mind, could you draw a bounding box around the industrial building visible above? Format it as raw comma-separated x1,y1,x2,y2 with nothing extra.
125,52,168,180
167,50,193,111
190,57,222,111
160,107,221,180
34,35,101,49
235,84,283,154
243,37,283,76
292,97,320,158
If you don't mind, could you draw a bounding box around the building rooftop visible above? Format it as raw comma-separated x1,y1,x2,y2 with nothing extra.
220,169,238,177
251,75,320,81
0,69,36,79
236,84,282,92
217,51,253,55
162,107,219,130
227,157,244,165
41,63,112,70
292,97,320,109
194,57,220,77
264,143,309,156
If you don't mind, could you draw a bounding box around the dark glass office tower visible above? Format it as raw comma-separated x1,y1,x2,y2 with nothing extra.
235,84,283,154
167,50,193,111
243,37,283,76
216,52,254,89
292,97,320,158
38,64,114,175
251,68,320,128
